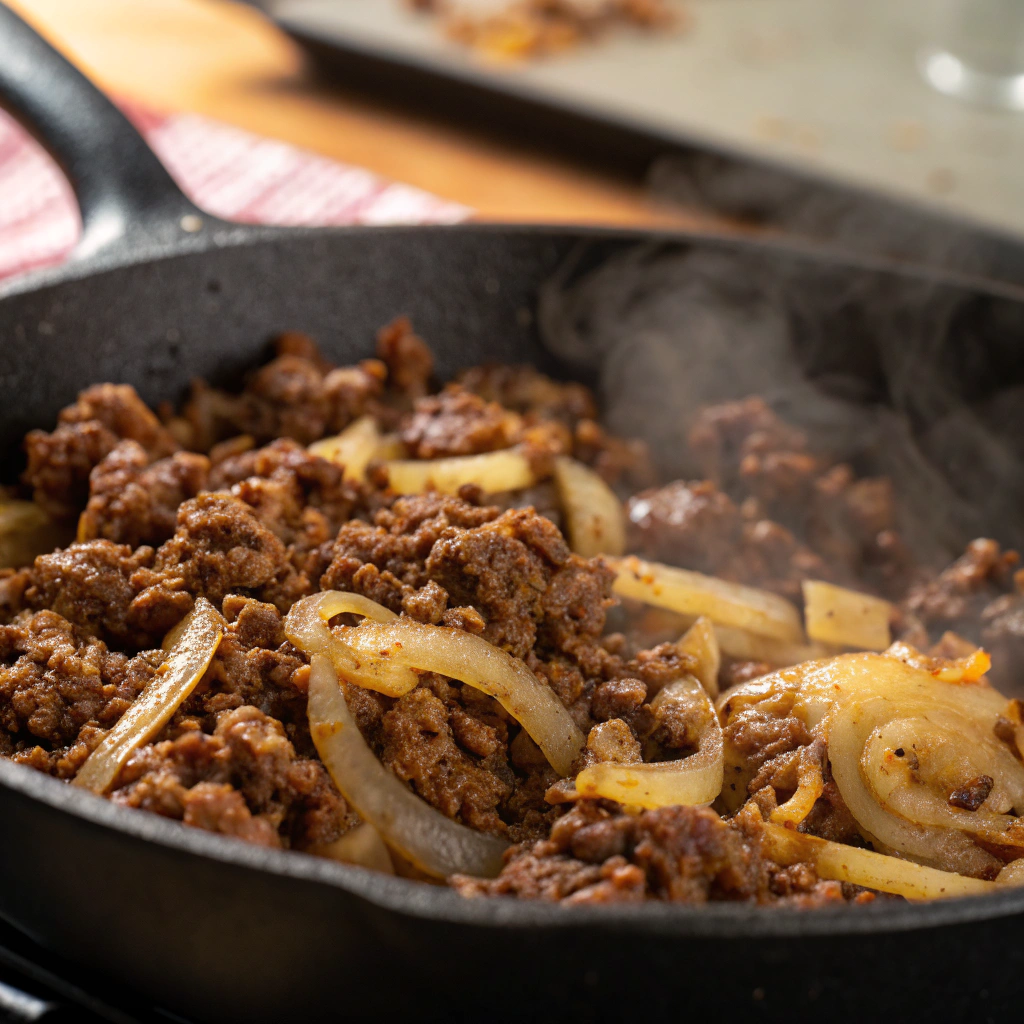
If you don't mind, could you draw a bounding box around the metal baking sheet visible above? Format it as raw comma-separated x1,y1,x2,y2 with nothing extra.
258,0,1023,244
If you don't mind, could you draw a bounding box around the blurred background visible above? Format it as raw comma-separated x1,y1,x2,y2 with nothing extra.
3,0,1024,281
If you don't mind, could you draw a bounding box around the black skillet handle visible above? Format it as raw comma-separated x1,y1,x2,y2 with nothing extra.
0,1,220,264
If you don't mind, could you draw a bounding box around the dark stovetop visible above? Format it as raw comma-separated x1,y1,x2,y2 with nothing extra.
0,921,182,1024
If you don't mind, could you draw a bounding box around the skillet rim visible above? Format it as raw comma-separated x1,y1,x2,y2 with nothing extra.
5,220,1024,939
6,221,1024,307
4,753,1024,938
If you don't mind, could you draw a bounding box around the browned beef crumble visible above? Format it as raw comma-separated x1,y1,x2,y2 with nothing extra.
1,325,1015,905
24,383,180,519
0,609,161,776
452,802,848,906
400,385,515,459
78,441,210,549
111,705,349,850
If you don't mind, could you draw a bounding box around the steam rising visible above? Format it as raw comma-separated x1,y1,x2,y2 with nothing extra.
539,240,1024,564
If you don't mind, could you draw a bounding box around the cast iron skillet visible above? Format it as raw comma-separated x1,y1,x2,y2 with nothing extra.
3,5,1024,1022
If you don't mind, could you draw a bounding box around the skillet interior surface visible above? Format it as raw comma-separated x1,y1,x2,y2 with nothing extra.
3,224,1024,1021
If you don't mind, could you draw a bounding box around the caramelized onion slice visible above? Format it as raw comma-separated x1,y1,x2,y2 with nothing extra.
341,619,585,776
74,598,224,794
612,556,805,643
308,822,395,875
678,617,720,698
284,591,418,698
308,655,508,879
552,456,625,558
308,415,384,482
575,676,724,808
0,501,69,569
712,624,832,668
769,746,824,826
287,591,584,775
820,655,1024,874
384,448,536,495
803,580,893,651
865,717,1024,848
763,821,998,901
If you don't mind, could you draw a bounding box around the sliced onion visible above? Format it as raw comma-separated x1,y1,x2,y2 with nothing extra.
74,598,224,794
713,624,832,667
340,618,584,776
612,556,805,643
308,415,385,482
830,689,1024,872
721,652,1024,875
997,859,1024,887
307,654,508,878
284,591,418,697
287,590,585,776
575,676,724,808
814,655,1021,874
384,448,536,495
677,616,720,698
762,821,998,901
769,746,824,826
886,640,992,684
802,580,893,651
552,456,625,558
308,822,395,875
0,501,68,569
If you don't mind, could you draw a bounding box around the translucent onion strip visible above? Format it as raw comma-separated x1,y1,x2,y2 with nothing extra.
74,598,224,794
677,617,721,698
713,624,832,668
308,415,384,482
384,448,536,496
284,591,419,698
286,591,585,776
762,821,998,901
819,656,1024,875
612,556,805,643
307,655,508,879
308,822,395,875
575,676,724,808
843,699,1024,852
802,580,893,651
341,619,585,776
552,456,625,558
0,501,68,569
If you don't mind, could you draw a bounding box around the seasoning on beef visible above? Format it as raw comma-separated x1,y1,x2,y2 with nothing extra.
24,383,180,519
400,386,515,459
180,335,384,450
112,705,350,849
452,802,837,905
0,609,159,772
79,441,210,549
27,541,167,648
139,494,310,614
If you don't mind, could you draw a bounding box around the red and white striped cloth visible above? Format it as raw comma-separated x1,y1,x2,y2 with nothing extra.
0,99,471,281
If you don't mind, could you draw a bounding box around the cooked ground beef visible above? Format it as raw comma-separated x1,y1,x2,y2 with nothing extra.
112,705,349,850
0,609,160,773
78,441,210,549
451,802,846,906
1,323,1015,908
24,383,179,519
400,386,514,459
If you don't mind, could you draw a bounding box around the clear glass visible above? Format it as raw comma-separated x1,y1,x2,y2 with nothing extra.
919,0,1024,111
